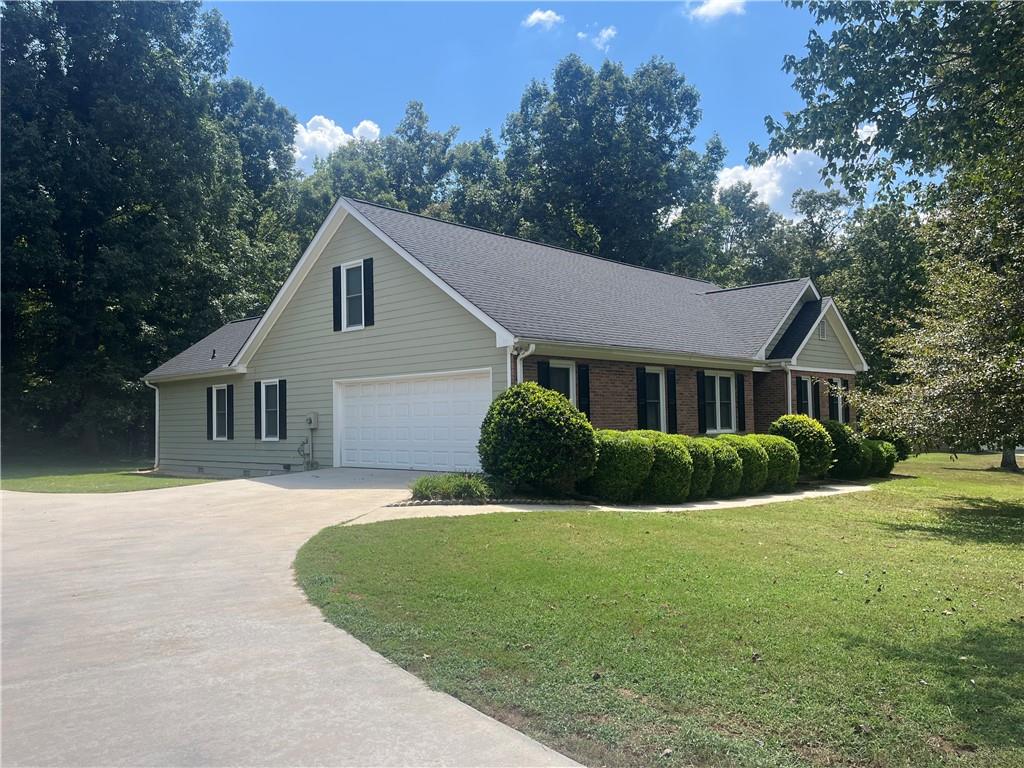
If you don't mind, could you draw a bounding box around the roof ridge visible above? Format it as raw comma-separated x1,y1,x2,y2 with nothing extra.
230,315,263,324
703,277,807,294
344,196,720,288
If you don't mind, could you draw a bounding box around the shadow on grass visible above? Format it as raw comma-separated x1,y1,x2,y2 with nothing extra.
845,621,1023,750
880,496,1024,545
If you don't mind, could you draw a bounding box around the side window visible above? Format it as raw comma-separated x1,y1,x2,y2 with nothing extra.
213,385,227,440
344,263,364,330
262,380,279,440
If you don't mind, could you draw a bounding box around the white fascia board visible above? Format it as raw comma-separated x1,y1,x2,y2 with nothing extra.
143,366,248,384
790,298,870,371
340,199,515,348
518,339,762,370
233,199,350,367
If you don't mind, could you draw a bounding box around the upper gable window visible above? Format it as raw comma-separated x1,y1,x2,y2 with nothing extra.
818,320,827,340
343,262,364,330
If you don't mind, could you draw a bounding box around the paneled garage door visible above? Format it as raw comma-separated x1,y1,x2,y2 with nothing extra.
334,369,492,471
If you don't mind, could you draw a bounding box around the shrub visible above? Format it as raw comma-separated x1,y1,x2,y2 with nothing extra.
682,437,715,500
580,430,655,503
716,434,769,495
410,473,493,501
769,414,835,478
862,439,898,477
749,434,800,492
478,382,598,494
863,427,912,462
705,439,743,498
822,420,870,480
630,431,693,503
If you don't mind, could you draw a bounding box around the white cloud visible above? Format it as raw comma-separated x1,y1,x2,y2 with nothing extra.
578,25,617,52
856,121,878,143
522,9,564,30
689,0,746,21
293,115,380,172
717,150,826,216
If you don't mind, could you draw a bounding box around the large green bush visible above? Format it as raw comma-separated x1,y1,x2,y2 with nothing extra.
716,434,769,495
769,414,835,478
580,430,655,503
682,437,715,500
863,427,913,462
862,439,898,477
631,431,693,503
478,382,598,494
705,439,743,498
749,434,800,492
822,420,870,479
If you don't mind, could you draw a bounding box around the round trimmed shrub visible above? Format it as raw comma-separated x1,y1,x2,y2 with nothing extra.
863,427,912,462
769,414,835,478
682,437,715,500
705,439,743,498
822,420,870,480
862,439,898,477
478,382,598,494
749,434,800,492
580,430,655,503
716,434,769,495
630,431,693,503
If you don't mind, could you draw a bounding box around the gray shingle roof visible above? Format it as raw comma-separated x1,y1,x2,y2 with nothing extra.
348,198,808,360
145,317,260,380
768,299,822,359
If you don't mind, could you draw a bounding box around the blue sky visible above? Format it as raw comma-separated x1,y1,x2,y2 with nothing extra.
208,1,829,216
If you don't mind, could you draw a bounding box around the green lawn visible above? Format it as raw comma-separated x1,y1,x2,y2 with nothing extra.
1,459,215,493
296,454,1023,768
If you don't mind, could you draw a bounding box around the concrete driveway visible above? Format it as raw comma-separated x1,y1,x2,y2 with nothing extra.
1,468,576,767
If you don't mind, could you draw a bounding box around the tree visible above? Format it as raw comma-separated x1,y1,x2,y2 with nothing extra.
1,2,294,454
788,189,850,281
709,183,791,286
819,202,927,388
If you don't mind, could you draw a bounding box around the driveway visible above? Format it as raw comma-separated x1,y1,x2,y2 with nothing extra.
1,468,576,767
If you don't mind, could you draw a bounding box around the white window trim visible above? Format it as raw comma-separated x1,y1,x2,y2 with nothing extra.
703,370,737,434
644,366,668,433
261,379,281,442
830,378,848,423
818,320,828,340
212,384,228,441
548,359,577,406
340,259,364,332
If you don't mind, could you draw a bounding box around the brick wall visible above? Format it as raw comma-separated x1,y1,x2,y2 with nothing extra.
515,355,755,434
754,370,787,432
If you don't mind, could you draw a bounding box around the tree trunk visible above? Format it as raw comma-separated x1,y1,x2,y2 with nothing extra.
1001,441,1020,471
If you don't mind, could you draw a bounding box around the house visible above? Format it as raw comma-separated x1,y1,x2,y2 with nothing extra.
144,197,868,477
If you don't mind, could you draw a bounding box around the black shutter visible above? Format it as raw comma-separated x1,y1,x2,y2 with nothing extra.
226,385,234,440
206,387,213,440
254,382,262,440
278,379,287,440
812,380,821,420
362,258,375,327
696,371,706,434
537,360,551,388
842,379,851,423
636,367,648,429
577,364,590,418
332,266,343,332
735,373,745,432
666,368,677,433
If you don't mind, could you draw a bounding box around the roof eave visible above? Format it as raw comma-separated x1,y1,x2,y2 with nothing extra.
143,365,247,385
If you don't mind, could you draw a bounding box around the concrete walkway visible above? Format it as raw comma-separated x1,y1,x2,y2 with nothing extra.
1,468,577,767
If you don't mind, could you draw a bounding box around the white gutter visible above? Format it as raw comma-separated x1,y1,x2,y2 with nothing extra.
144,380,159,469
515,342,536,384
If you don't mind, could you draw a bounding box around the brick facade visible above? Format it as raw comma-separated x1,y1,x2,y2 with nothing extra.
753,370,788,432
515,355,756,435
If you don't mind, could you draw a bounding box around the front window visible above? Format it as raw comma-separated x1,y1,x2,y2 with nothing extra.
262,380,279,440
643,367,665,431
829,378,848,423
213,385,227,440
796,376,817,419
703,372,735,433
343,262,363,330
548,361,575,405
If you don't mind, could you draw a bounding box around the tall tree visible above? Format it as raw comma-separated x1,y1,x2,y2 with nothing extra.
708,183,791,286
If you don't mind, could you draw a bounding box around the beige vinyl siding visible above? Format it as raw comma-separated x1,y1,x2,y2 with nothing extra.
794,317,857,370
158,216,507,477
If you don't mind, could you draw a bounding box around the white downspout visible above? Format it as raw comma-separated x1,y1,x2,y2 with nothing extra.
783,364,792,415
144,380,159,469
515,343,536,384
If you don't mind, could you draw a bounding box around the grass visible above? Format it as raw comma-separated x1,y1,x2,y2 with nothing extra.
1,458,215,493
410,472,494,501
296,453,1024,768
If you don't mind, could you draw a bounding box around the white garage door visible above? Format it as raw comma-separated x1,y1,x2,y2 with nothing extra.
334,369,492,471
